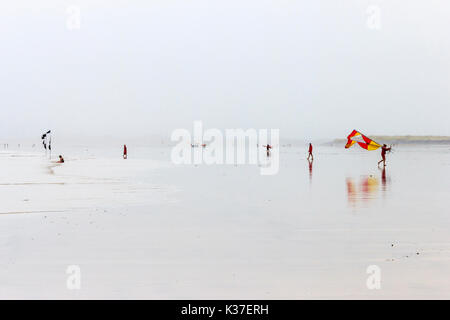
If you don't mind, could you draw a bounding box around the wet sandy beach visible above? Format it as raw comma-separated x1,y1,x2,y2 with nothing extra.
0,145,449,299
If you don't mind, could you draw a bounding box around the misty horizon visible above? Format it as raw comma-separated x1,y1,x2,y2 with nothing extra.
2,1,450,141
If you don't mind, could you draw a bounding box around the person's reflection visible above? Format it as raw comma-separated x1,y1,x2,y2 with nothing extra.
379,166,391,193
308,159,313,183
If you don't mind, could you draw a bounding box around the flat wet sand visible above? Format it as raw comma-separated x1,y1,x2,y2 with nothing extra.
0,145,449,299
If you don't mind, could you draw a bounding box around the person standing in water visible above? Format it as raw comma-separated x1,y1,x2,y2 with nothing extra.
123,144,128,159
264,144,272,157
307,143,313,161
377,144,391,167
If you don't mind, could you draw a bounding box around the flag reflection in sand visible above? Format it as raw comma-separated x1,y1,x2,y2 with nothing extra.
347,175,380,206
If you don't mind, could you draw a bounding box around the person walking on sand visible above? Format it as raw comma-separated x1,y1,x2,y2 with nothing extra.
377,144,391,167
123,144,128,159
307,143,313,161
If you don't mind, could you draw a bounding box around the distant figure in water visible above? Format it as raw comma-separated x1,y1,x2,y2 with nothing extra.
377,144,391,167
264,144,272,157
307,143,313,161
123,144,128,159
57,155,65,163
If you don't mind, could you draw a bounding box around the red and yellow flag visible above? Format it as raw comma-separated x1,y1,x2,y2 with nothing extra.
345,130,381,151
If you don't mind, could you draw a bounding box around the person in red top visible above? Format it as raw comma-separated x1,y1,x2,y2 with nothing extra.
307,143,313,161
123,144,128,159
377,144,391,167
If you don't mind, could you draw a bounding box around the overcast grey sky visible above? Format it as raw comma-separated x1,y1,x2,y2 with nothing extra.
1,0,449,141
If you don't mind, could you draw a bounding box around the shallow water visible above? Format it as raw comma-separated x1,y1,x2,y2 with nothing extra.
0,144,449,298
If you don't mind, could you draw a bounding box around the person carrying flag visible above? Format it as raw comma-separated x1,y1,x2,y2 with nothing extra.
377,144,391,167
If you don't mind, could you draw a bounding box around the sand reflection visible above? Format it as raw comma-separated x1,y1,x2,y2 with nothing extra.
308,159,313,183
346,175,378,206
346,168,391,206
